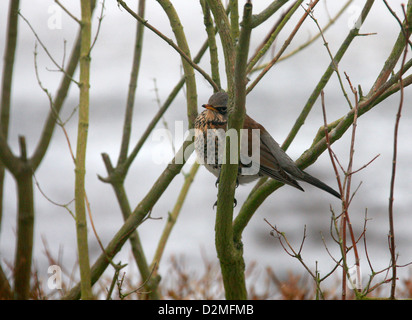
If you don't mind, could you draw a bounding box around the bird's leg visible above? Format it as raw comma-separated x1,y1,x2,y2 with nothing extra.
213,197,237,210
213,166,238,209
236,166,241,188
216,165,240,187
215,166,221,188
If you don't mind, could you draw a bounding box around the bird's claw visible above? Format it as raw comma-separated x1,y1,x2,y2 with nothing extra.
213,197,237,209
215,176,238,188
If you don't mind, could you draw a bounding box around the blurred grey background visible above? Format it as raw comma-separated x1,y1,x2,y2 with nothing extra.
0,0,411,295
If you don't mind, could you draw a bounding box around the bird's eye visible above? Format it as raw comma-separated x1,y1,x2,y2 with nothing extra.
216,107,227,114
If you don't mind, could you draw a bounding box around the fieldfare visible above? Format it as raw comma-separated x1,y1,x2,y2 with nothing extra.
194,91,341,199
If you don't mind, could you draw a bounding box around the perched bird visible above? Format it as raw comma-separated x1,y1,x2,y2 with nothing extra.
194,91,341,199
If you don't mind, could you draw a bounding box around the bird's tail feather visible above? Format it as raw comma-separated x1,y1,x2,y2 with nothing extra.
301,171,341,199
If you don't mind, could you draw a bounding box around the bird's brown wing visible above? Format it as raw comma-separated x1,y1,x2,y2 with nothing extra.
244,115,341,198
243,115,304,191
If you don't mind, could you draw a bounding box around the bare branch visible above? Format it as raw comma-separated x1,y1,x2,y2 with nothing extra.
117,0,219,92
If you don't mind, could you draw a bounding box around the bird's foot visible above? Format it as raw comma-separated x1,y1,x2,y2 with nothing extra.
215,174,239,188
213,197,237,209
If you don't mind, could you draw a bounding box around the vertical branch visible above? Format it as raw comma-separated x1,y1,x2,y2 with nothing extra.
388,7,410,300
200,0,221,91
0,0,19,137
343,76,362,297
0,0,20,237
13,137,34,300
75,0,93,299
101,155,160,300
215,0,252,300
0,264,12,299
156,0,198,128
1,1,96,300
117,0,146,165
340,210,347,299
321,86,361,299
232,0,376,244
388,89,401,300
104,0,160,299
207,0,235,90
1,1,20,296
98,35,210,300
320,91,344,300
151,162,199,274
229,0,239,41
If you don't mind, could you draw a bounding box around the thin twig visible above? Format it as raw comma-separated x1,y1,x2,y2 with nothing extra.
247,0,303,74
89,0,106,54
32,173,75,219
387,0,410,300
54,0,81,24
321,88,362,298
247,0,319,94
265,218,326,299
18,11,80,86
116,0,219,91
250,0,354,73
306,7,353,109
383,1,412,49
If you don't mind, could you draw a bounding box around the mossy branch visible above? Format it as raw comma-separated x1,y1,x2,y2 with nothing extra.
156,0,198,128
233,69,412,243
229,0,239,41
75,0,93,299
63,141,193,300
250,0,289,28
13,138,34,300
0,0,19,139
104,41,209,182
281,0,375,151
207,0,235,90
117,0,146,165
151,162,199,275
215,0,253,300
0,1,98,300
200,0,221,91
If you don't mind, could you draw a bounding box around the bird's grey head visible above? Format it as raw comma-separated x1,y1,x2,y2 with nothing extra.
202,91,228,115
208,91,228,108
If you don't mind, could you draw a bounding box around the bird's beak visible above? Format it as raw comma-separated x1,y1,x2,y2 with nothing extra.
202,104,217,112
